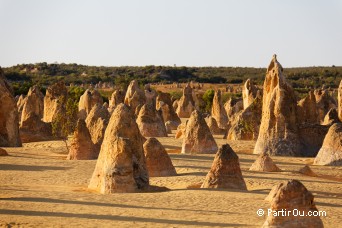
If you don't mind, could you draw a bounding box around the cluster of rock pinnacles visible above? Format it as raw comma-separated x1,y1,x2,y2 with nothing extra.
1,54,341,226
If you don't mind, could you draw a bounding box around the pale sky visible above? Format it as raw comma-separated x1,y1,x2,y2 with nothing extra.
1,0,341,67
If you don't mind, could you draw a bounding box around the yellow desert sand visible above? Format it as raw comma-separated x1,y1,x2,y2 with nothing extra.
0,134,341,227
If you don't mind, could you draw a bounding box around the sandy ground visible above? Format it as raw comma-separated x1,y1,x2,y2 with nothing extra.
0,133,341,228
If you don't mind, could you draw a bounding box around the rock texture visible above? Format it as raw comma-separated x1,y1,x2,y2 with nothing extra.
124,80,146,112
43,81,68,123
175,122,187,139
339,80,342,121
314,123,342,166
296,91,318,124
108,89,125,113
20,86,52,142
249,154,280,172
263,180,324,228
211,90,228,129
176,83,196,118
85,104,110,155
206,116,225,135
156,92,181,130
227,95,262,140
143,138,177,177
88,104,149,193
67,119,96,160
136,104,167,137
78,89,103,120
315,89,337,124
144,84,157,107
17,95,26,122
0,67,22,147
254,55,300,156
242,79,258,110
322,108,340,125
201,144,247,190
181,110,218,154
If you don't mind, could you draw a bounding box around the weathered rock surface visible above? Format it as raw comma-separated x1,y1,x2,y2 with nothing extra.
314,123,342,166
43,81,68,123
67,119,96,160
136,104,167,137
254,55,301,156
143,138,177,177
124,80,146,112
263,180,324,228
315,89,337,124
108,89,125,113
156,92,181,129
227,95,262,140
0,67,22,147
242,79,258,110
85,104,110,155
78,89,103,120
88,104,149,193
175,122,187,139
206,116,225,135
322,108,340,125
181,110,217,154
17,95,26,122
201,144,247,190
249,154,280,172
144,84,157,107
296,91,318,124
339,80,342,121
176,83,196,118
20,86,52,142
211,90,228,129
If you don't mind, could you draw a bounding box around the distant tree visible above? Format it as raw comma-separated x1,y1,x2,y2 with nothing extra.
202,89,215,113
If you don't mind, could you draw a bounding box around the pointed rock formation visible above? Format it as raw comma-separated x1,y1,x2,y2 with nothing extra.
85,104,110,155
124,80,146,112
176,83,196,118
224,98,243,120
175,122,187,139
263,180,324,228
211,90,228,129
201,144,247,190
67,119,96,160
315,89,337,124
339,80,342,121
43,81,68,123
322,108,340,125
298,165,317,177
17,94,26,123
108,89,125,113
227,94,262,140
20,86,52,142
206,116,225,135
314,123,342,166
0,67,22,147
136,104,167,137
296,91,318,124
143,138,177,177
156,92,181,129
144,84,157,107
242,79,258,110
254,55,301,156
181,110,218,154
88,104,149,193
249,154,280,172
78,89,103,120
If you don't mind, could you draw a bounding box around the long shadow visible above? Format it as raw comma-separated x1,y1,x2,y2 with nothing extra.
170,154,214,161
177,172,207,176
164,145,181,150
0,197,234,215
315,202,342,208
175,165,209,170
0,209,247,227
243,175,339,184
0,164,70,171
